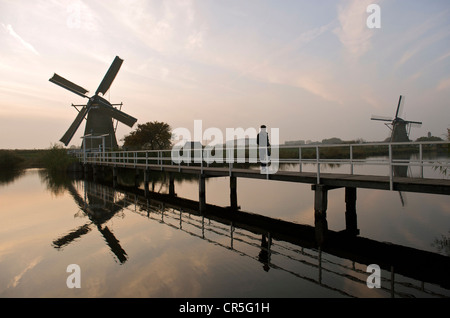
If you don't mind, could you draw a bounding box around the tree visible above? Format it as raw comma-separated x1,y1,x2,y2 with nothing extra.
415,136,443,142
122,121,172,150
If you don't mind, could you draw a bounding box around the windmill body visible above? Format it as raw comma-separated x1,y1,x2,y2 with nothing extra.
83,104,119,150
390,118,410,142
50,56,137,151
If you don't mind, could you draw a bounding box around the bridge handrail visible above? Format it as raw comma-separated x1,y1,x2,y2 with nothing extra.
74,140,450,189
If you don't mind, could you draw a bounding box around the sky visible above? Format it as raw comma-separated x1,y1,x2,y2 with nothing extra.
0,0,449,149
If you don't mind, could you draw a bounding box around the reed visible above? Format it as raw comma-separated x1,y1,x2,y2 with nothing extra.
40,144,78,172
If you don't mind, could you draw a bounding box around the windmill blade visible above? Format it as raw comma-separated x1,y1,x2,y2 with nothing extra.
371,115,393,122
98,102,137,128
60,104,90,146
95,56,123,96
52,224,92,249
395,95,405,119
98,225,128,264
49,73,89,98
405,120,423,125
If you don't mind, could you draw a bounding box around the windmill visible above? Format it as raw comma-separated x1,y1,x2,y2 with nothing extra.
49,56,137,150
371,95,423,207
371,95,423,142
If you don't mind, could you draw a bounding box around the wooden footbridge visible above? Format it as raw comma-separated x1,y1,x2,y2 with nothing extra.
73,140,450,237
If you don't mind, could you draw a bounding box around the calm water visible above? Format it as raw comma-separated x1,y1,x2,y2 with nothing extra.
1,164,449,298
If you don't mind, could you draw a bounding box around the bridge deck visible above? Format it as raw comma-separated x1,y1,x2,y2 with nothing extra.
91,161,450,195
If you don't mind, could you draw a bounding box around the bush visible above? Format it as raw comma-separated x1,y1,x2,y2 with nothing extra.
0,150,24,170
41,144,77,172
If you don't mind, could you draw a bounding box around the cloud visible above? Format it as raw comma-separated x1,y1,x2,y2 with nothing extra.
334,0,375,58
65,0,101,32
186,30,205,49
8,257,42,288
436,78,450,91
396,29,450,68
2,24,39,55
101,0,202,55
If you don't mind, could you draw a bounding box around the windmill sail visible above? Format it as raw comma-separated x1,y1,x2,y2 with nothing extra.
395,95,404,119
49,74,89,98
99,104,137,128
60,105,90,146
96,56,123,96
371,115,392,122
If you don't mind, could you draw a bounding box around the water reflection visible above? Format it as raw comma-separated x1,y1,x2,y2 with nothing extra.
50,170,450,298
0,169,25,186
38,170,74,197
1,167,448,298
51,178,129,264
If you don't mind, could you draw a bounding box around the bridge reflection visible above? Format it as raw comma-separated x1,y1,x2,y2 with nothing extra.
53,174,450,298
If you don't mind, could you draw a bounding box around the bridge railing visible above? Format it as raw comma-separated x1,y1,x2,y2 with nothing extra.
76,140,450,188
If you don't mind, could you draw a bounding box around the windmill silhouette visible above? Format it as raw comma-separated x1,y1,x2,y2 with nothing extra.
49,56,137,150
371,95,423,142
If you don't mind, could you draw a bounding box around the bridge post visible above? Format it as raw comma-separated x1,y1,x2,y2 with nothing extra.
113,167,118,187
169,173,175,196
312,184,328,245
199,176,206,212
230,176,238,210
93,165,99,182
345,187,359,236
134,169,140,188
144,169,150,195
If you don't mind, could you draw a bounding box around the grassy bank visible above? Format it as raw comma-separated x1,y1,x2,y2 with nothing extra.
0,146,77,171
0,149,48,169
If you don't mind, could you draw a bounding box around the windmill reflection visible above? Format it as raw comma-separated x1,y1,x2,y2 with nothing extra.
52,180,129,264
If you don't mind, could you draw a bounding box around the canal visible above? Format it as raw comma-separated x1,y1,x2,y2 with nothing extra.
0,164,449,298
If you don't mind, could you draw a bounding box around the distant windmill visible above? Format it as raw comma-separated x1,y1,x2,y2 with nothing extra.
371,95,423,207
371,95,423,142
49,56,137,150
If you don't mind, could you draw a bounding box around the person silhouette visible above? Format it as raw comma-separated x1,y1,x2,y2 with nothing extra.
257,125,270,172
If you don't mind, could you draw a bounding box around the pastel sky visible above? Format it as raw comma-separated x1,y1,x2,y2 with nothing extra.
0,0,449,149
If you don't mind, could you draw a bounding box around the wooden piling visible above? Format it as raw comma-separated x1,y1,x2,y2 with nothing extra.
230,176,238,210
199,176,206,212
312,184,329,246
169,173,175,196
113,167,118,187
345,187,359,236
144,169,150,194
